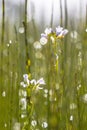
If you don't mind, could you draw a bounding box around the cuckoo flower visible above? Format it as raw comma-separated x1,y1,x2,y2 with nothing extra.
40,26,68,45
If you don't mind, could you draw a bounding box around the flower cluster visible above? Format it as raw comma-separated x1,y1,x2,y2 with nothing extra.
20,74,45,90
40,26,68,45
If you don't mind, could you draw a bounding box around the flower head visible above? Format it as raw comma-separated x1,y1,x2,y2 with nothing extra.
23,74,29,85
23,74,28,81
40,37,48,45
30,79,37,85
56,26,63,36
44,28,53,36
40,26,68,45
37,78,45,85
56,26,68,38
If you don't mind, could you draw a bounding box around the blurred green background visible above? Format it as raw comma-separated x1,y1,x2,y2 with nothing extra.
0,0,87,130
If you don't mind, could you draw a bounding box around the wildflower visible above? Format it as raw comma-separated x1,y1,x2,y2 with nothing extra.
2,91,6,97
30,79,37,85
20,82,28,88
42,122,48,128
82,93,87,103
44,28,53,35
40,26,68,45
23,74,29,85
19,27,25,33
40,37,48,45
70,115,73,121
41,33,47,37
56,26,68,38
33,41,42,49
56,26,63,35
62,29,68,35
31,120,37,127
37,77,45,85
19,98,27,110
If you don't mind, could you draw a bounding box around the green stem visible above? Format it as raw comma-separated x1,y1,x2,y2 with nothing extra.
50,0,54,27
1,0,5,92
24,0,30,74
60,0,63,26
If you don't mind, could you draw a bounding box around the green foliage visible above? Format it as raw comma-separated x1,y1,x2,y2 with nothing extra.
1,1,87,130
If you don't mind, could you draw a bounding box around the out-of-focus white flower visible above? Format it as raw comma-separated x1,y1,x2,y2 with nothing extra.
19,27,25,33
37,78,45,85
56,26,63,35
2,91,6,97
40,37,48,45
20,82,28,88
44,28,53,35
13,122,20,130
31,120,37,127
33,41,42,49
42,121,48,128
70,115,73,121
70,103,77,110
23,74,28,80
23,74,29,85
41,33,47,37
61,29,69,36
56,26,68,38
19,98,27,110
82,93,87,103
30,79,37,85
70,31,78,39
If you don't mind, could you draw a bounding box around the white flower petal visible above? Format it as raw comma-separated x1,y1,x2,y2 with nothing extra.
30,79,37,85
40,37,48,45
37,78,45,85
44,28,52,35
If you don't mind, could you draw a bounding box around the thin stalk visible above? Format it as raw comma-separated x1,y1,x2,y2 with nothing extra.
86,4,87,25
50,0,54,28
79,0,82,25
23,0,31,74
64,0,68,28
47,41,51,130
14,25,20,121
60,0,63,26
1,0,5,92
7,45,11,130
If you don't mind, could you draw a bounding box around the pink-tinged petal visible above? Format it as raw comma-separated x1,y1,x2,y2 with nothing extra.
56,26,63,36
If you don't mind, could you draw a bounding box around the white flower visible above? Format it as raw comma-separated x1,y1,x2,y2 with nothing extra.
61,29,68,36
70,115,73,121
56,26,63,35
42,122,48,128
70,103,77,110
40,37,48,45
19,27,25,33
31,120,37,127
20,82,28,88
82,93,87,103
30,79,37,85
41,33,47,37
56,26,68,37
37,78,45,85
19,98,27,110
44,28,52,35
33,41,42,49
23,74,29,84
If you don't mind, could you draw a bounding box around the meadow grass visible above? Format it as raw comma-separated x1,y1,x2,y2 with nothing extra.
0,0,87,130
